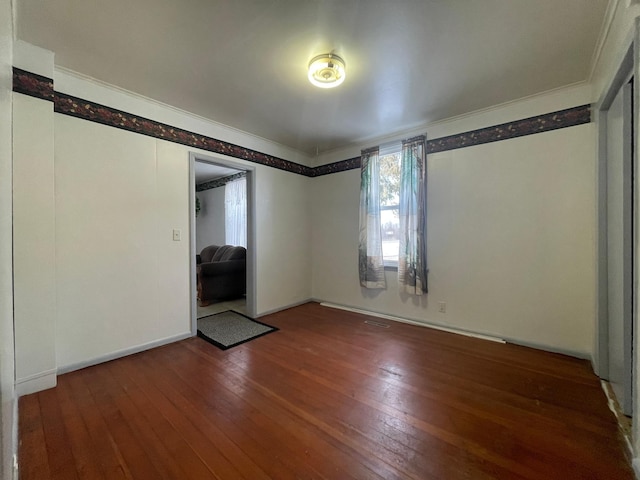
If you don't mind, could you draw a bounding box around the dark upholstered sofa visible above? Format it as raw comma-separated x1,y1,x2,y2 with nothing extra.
197,245,246,304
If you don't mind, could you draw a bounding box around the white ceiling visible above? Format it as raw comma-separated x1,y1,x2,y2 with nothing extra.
16,0,609,156
194,162,242,184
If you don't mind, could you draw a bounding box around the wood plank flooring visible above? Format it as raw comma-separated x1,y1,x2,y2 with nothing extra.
19,302,634,479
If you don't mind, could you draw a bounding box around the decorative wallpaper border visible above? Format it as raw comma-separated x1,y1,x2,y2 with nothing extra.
54,92,313,176
313,104,591,175
13,68,54,102
13,69,591,178
311,157,361,177
196,171,246,192
426,104,591,154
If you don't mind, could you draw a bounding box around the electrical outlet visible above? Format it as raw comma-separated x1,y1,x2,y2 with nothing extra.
438,301,446,313
172,229,181,241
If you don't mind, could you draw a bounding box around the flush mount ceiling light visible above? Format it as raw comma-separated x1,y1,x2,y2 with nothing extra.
308,53,346,89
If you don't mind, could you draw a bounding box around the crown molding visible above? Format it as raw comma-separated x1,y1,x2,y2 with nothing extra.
588,0,624,83
316,81,590,163
54,66,314,166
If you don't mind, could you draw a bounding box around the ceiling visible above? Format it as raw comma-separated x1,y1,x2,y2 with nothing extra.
194,162,242,185
16,0,610,156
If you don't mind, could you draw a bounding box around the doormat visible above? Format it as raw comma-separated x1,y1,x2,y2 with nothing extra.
197,310,278,350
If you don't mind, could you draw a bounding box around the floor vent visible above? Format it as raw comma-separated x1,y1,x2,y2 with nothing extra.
364,320,390,328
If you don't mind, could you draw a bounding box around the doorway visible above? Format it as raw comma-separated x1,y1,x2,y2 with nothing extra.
189,153,256,334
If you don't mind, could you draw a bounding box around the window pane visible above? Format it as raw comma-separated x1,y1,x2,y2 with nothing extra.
380,150,401,266
379,153,400,207
381,207,399,265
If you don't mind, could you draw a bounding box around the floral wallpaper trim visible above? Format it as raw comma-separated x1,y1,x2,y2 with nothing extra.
54,91,314,176
313,104,591,175
12,69,592,179
196,171,246,192
311,157,362,177
426,104,591,154
12,67,54,102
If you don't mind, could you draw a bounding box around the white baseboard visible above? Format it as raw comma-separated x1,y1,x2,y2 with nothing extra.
255,298,315,318
319,301,506,343
58,331,193,375
16,369,57,396
317,301,592,359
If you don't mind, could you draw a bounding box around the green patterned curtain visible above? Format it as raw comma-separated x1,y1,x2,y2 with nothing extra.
358,147,386,289
398,136,428,294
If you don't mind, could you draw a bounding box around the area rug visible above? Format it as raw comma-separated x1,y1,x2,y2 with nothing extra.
197,310,278,350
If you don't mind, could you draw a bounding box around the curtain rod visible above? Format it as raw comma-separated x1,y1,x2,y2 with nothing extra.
364,134,426,155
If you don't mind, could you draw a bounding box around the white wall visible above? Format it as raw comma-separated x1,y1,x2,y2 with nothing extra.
196,186,226,253
254,166,312,314
156,140,198,334
12,40,58,395
0,0,14,476
312,112,596,357
54,115,191,370
45,69,312,369
13,93,57,394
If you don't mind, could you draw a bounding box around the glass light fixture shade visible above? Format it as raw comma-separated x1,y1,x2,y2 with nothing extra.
308,54,346,89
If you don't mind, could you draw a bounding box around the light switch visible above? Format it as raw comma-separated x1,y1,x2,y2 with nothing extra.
173,229,181,241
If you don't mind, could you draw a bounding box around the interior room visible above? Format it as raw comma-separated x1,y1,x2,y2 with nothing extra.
2,0,640,478
194,161,249,317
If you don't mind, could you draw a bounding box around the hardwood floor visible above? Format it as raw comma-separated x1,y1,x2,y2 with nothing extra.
19,302,633,479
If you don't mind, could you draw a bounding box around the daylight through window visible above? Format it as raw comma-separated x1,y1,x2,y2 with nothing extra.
379,150,401,267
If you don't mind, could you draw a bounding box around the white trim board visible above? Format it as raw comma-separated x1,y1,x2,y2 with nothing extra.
57,331,192,375
319,302,594,360
15,369,57,396
255,298,316,318
319,302,506,344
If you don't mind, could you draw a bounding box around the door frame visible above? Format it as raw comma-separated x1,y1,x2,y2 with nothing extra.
595,37,636,414
189,152,257,335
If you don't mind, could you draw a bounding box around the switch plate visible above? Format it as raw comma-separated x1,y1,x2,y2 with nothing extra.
438,301,446,313
173,229,181,241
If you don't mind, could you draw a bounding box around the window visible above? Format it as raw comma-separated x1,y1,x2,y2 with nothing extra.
225,176,247,247
359,136,428,293
379,148,401,268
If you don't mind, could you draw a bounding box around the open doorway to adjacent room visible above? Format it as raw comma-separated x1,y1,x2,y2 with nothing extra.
189,153,256,333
